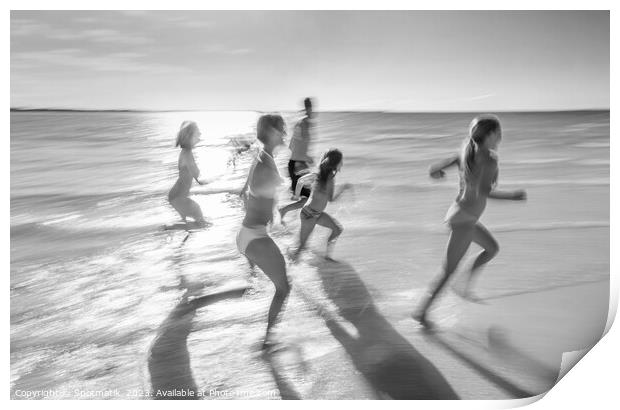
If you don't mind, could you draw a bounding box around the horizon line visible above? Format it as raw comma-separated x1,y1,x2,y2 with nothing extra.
10,107,611,114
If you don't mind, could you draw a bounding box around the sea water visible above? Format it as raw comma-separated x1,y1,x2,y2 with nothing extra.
10,110,609,399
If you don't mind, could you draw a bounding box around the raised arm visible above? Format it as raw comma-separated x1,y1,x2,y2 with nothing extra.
488,188,527,200
428,154,460,178
331,180,353,202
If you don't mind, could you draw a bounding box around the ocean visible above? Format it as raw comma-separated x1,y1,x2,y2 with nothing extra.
10,110,610,399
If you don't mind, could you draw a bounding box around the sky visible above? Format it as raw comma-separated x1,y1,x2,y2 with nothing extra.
10,10,610,111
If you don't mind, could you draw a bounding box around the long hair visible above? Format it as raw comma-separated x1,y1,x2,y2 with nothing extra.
318,149,343,185
461,114,501,177
175,121,198,148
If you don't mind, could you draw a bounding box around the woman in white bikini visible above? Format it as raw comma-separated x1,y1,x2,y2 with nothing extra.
237,114,290,349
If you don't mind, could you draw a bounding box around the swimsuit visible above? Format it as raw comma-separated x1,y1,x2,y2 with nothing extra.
288,117,313,197
236,225,269,255
288,160,311,197
237,150,279,254
301,205,322,220
445,149,498,227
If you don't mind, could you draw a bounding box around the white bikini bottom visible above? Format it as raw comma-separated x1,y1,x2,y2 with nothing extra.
236,225,269,255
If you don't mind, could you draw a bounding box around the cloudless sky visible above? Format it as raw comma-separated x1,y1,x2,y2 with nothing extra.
10,10,609,111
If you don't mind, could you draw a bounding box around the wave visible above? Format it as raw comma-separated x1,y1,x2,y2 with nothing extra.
10,220,153,239
490,220,608,233
375,177,609,194
501,157,572,165
575,159,610,166
10,191,160,207
11,185,242,208
363,133,454,144
574,142,609,149
499,178,609,187
419,220,609,234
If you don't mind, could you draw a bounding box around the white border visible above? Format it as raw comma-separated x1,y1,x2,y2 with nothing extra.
4,2,617,410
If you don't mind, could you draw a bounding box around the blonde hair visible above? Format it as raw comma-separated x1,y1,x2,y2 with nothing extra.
461,114,501,177
175,121,198,148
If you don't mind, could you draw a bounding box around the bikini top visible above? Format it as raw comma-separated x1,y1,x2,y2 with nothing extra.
246,150,282,199
243,150,282,227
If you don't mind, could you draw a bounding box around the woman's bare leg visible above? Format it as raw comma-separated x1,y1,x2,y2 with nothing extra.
413,224,474,326
462,222,499,298
291,215,317,262
245,237,290,347
315,212,343,259
171,197,205,224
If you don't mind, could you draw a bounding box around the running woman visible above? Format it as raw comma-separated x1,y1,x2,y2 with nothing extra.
237,114,290,349
413,114,526,328
168,121,209,226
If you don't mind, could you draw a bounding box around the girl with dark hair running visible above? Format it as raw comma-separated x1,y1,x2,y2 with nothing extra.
237,114,290,349
289,149,352,262
413,114,527,329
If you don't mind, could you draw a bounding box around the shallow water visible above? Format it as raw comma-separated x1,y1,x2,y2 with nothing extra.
10,110,609,399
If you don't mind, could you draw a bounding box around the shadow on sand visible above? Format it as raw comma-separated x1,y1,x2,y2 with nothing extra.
147,285,246,400
424,332,537,398
313,258,459,399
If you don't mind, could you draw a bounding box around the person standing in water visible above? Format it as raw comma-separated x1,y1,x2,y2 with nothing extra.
289,149,352,262
279,97,316,222
237,114,290,349
413,115,526,329
168,121,209,226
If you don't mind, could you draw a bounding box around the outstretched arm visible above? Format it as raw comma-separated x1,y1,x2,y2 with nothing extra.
332,182,353,201
480,156,527,201
428,154,460,178
488,189,527,200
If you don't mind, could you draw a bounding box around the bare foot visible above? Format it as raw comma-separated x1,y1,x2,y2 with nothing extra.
412,310,435,331
325,241,337,261
194,219,211,229
261,331,280,352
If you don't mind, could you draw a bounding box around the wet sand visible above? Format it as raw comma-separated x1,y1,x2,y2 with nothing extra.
146,253,608,400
